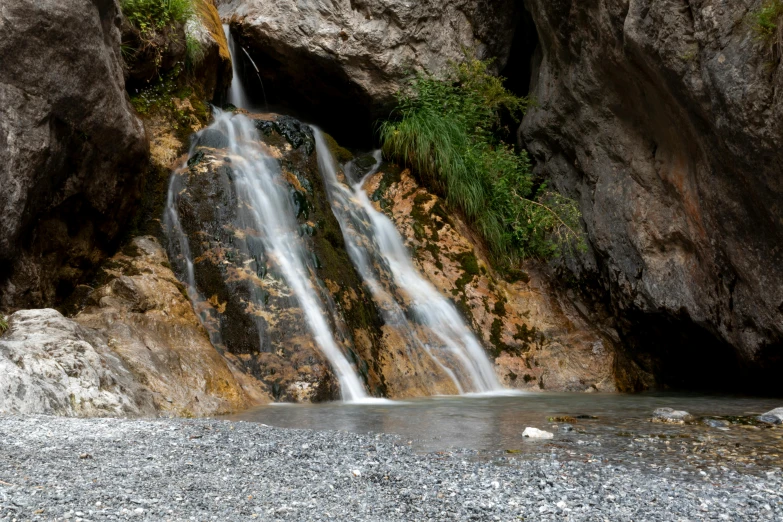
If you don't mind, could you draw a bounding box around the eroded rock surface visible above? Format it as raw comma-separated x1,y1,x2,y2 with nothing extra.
365,168,618,393
521,0,783,391
74,236,262,415
0,0,148,310
220,0,521,141
0,309,154,417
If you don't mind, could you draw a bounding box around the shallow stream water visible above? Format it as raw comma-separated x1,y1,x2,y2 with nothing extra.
230,393,783,475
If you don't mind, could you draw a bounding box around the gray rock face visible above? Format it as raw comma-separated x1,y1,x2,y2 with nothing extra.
219,0,521,141
520,0,783,390
0,309,154,416
0,0,148,310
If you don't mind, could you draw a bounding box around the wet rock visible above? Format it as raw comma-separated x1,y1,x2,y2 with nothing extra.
652,408,694,424
521,0,783,391
75,236,265,415
759,408,783,425
703,419,730,429
559,424,574,433
0,0,148,310
0,309,154,416
168,114,386,401
523,427,554,440
365,167,619,392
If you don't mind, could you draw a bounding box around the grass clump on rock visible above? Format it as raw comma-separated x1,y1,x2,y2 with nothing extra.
379,58,584,265
121,0,194,33
0,315,7,334
753,0,783,57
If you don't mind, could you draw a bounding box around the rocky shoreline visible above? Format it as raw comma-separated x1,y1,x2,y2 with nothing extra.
1,415,781,521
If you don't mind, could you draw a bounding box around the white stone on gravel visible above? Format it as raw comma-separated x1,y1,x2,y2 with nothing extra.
652,407,694,423
522,427,554,439
759,407,783,424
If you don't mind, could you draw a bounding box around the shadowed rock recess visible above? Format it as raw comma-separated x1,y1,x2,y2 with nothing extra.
218,0,523,144
520,0,783,392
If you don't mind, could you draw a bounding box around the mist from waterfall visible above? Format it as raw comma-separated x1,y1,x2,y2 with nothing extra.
313,130,504,395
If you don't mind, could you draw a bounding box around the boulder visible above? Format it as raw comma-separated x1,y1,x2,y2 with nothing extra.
74,236,265,415
520,0,783,391
0,309,155,417
759,407,783,425
0,0,148,310
363,167,619,393
219,0,522,142
652,408,693,424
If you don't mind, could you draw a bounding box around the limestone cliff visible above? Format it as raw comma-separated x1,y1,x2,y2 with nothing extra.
520,0,783,391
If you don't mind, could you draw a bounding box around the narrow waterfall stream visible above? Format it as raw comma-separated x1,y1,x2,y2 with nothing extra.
314,132,504,395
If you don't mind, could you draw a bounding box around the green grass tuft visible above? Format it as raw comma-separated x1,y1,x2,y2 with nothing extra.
752,0,783,58
121,0,194,34
0,315,8,335
379,58,585,264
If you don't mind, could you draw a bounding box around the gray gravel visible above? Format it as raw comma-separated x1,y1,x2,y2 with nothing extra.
1,415,782,521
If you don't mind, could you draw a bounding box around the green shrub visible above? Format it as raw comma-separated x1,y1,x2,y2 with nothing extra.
754,0,783,38
379,59,584,263
752,0,783,59
121,0,194,34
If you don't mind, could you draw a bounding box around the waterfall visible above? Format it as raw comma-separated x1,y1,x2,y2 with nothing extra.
313,130,504,395
223,25,268,111
223,24,251,110
165,112,370,402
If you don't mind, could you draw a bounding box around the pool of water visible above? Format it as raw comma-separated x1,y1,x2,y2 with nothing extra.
228,392,783,474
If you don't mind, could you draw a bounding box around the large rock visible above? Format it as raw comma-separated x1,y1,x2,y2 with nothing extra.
0,0,148,310
74,236,264,415
520,0,783,391
0,237,265,417
0,309,155,417
219,0,522,142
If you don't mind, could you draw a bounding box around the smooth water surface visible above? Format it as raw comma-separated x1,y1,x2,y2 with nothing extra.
230,393,783,473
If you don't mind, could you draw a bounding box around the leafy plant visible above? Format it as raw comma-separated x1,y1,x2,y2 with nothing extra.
752,0,783,58
121,0,194,34
379,58,584,263
0,315,7,335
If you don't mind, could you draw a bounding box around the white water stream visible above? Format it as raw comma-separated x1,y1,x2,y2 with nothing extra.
314,131,504,394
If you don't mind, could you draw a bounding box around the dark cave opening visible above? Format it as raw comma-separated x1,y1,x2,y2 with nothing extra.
228,26,379,149
501,6,538,98
617,311,783,396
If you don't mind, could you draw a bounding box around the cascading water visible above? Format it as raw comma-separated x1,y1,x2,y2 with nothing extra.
314,130,504,395
165,111,369,402
223,25,268,111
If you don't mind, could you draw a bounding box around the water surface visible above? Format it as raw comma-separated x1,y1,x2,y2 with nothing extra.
230,393,783,474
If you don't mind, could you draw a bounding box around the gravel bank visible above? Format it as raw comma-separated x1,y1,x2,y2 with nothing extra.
1,416,781,521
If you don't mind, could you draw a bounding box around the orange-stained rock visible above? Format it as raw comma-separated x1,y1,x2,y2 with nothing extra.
74,236,269,415
368,168,618,393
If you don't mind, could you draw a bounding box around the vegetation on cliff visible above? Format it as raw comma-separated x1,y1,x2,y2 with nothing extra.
379,59,584,265
753,0,783,58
